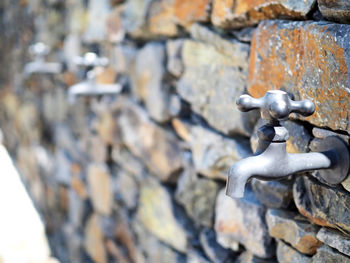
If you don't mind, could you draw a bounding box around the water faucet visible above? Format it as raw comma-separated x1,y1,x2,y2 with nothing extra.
68,52,122,104
23,42,62,76
226,90,350,198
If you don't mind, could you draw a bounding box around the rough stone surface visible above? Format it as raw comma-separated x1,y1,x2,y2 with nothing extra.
248,20,350,132
177,25,257,136
311,245,350,263
175,169,220,227
211,0,316,29
133,219,184,263
266,209,322,254
187,123,251,180
215,189,274,258
87,164,113,216
84,214,107,263
131,42,171,122
252,179,293,209
318,0,350,23
317,227,350,257
235,251,277,263
174,0,211,27
166,39,184,78
294,176,350,234
113,169,139,209
277,241,311,263
199,228,235,263
137,177,187,252
187,249,211,263
117,99,183,182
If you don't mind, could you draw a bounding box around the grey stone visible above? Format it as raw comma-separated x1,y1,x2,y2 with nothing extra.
177,25,257,136
235,251,277,263
215,188,274,258
175,169,220,227
112,44,137,75
277,241,311,263
117,98,183,182
113,169,139,209
187,249,211,263
188,124,252,180
122,0,153,38
311,245,350,263
111,145,146,182
137,177,187,252
317,227,350,257
199,228,235,263
266,209,321,255
55,149,73,185
133,219,186,263
293,176,350,234
283,121,311,153
251,179,293,209
131,42,171,122
83,0,110,42
166,39,184,78
318,0,350,23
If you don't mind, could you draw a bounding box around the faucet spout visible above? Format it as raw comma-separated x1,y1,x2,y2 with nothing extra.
226,155,272,198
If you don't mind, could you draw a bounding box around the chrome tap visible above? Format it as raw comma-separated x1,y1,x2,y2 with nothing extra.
226,90,350,198
68,52,122,104
23,42,62,76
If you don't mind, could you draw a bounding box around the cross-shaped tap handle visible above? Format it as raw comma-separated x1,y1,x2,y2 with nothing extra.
29,42,50,59
236,90,315,122
73,52,109,68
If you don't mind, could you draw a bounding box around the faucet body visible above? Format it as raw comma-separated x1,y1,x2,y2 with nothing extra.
68,53,122,103
226,90,350,198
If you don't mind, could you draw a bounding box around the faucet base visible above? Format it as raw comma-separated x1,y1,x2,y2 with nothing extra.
310,136,350,185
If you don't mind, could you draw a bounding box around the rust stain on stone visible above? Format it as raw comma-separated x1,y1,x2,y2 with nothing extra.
248,21,350,131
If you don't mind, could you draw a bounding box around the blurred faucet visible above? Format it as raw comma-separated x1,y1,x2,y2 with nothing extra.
23,42,62,77
68,52,122,104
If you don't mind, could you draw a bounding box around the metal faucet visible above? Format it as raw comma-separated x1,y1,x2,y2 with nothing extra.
68,52,122,104
23,42,62,76
226,90,350,198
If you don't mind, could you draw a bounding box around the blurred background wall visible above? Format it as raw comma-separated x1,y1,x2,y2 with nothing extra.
0,0,350,262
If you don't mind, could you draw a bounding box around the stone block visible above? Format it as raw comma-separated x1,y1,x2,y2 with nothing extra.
117,99,183,182
211,0,315,29
252,179,293,209
235,251,277,263
311,245,350,263
137,177,187,252
174,0,211,27
248,20,350,132
84,214,107,263
177,25,257,136
318,0,350,23
316,227,350,257
131,42,171,122
87,164,113,216
215,189,274,258
276,241,311,263
199,228,236,263
175,169,220,227
293,176,350,234
166,39,184,78
187,123,251,180
266,209,322,254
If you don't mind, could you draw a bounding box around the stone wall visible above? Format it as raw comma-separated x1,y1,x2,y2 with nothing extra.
1,0,350,263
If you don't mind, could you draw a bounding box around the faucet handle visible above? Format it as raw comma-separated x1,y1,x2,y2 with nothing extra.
236,90,315,121
29,42,50,58
73,52,109,68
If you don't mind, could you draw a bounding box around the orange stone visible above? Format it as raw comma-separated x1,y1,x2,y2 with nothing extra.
174,0,210,27
248,20,350,132
211,0,315,28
